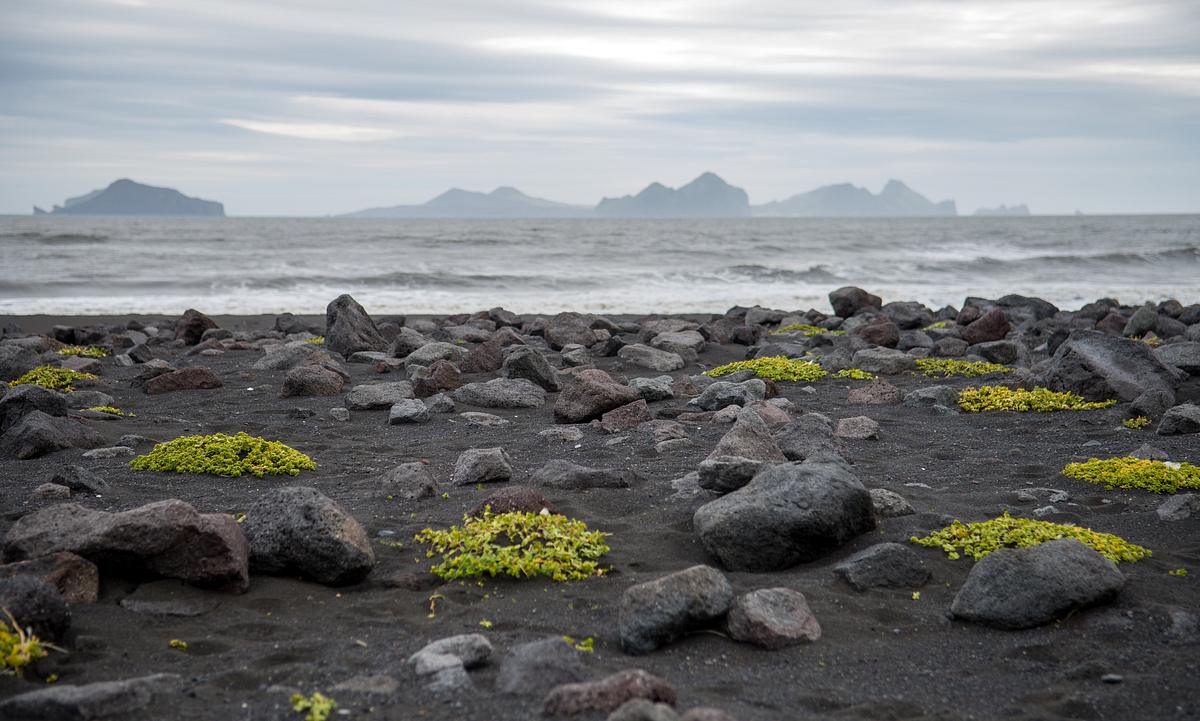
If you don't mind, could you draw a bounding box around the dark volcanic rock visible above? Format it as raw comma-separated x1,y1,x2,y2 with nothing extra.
950,539,1124,629
693,461,875,571
1,384,68,433
555,369,641,423
1157,403,1200,435
882,301,933,330
847,380,902,405
697,456,766,494
144,366,223,395
469,486,557,516
452,447,514,485
345,381,415,410
325,293,388,357
532,459,635,489
1154,342,1200,376
833,543,931,590
2,500,249,592
281,364,346,397
543,312,597,350
501,345,560,391
0,551,99,604
618,565,733,655
600,399,653,433
174,309,217,345
496,637,587,695
0,343,40,382
960,308,1010,345
0,575,71,642
1037,330,1184,402
1,411,104,460
242,486,375,586
0,673,180,721
726,588,821,649
544,669,676,716
829,287,882,318
854,319,900,348
708,406,786,462
453,378,546,408
691,379,766,410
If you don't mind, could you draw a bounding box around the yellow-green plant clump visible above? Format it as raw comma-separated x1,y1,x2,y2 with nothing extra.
57,345,109,358
129,432,316,478
915,358,1012,378
1122,416,1151,430
958,386,1117,413
304,336,325,345
292,692,336,721
1,610,52,676
706,356,827,382
1062,457,1200,494
84,406,134,417
922,321,950,330
834,368,876,380
770,324,845,337
8,366,98,391
911,513,1149,563
415,509,610,582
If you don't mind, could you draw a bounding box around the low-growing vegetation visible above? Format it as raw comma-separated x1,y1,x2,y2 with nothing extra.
770,323,845,336
915,358,1012,378
84,406,134,417
958,386,1117,412
304,336,325,344
922,321,950,330
129,432,316,477
8,366,98,391
57,345,109,358
911,512,1150,563
415,509,610,582
706,356,827,382
1122,416,1151,430
833,368,876,380
291,692,336,721
1062,457,1200,494
1,610,53,676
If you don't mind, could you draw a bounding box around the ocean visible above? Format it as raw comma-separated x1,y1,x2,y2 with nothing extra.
1,215,1197,316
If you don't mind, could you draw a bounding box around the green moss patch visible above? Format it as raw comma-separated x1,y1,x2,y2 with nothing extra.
915,358,1012,378
83,406,134,417
304,336,325,344
706,356,827,382
1062,457,1200,494
8,366,98,391
770,324,845,337
57,345,109,358
911,513,1149,563
1122,416,1151,430
1,610,53,677
958,386,1117,412
833,368,876,380
415,509,610,582
129,432,316,477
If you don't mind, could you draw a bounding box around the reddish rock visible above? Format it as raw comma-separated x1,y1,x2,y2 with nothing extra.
854,319,900,348
828,287,882,318
145,367,223,395
554,369,641,424
412,359,462,397
543,669,676,716
961,308,1010,345
847,380,902,405
600,399,652,433
1095,311,1128,335
281,364,346,397
543,312,597,350
726,588,821,649
469,486,557,517
174,308,218,345
0,551,100,604
956,305,983,325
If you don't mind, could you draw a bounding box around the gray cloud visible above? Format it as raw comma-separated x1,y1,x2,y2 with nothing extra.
1,0,1197,215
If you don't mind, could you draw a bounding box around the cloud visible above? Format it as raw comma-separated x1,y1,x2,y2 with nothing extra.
221,119,404,142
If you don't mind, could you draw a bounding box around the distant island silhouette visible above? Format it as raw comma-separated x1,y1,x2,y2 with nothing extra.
35,179,224,217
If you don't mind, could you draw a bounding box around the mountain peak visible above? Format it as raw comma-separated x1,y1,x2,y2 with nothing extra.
43,179,224,217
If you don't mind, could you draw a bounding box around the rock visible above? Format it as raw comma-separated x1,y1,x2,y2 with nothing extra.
325,294,387,357
852,319,900,348
1154,342,1200,376
501,346,560,391
242,487,375,586
532,459,634,489
0,673,180,721
835,416,880,440
650,330,705,357
1122,304,1159,337
1037,330,1183,402
600,399,652,433
851,347,916,375
281,364,346,397
1157,403,1200,435
381,462,436,500
470,486,557,516
961,308,1010,345
32,483,70,500
118,579,221,616
539,426,584,443
453,378,546,409
2,500,248,592
608,700,680,721
390,326,433,358
543,312,597,350
0,552,98,604
345,381,414,410
1,411,104,460
690,379,766,411
561,344,593,367
834,543,930,590
972,339,1019,365
142,366,223,394
726,588,820,649
555,369,641,423
0,575,70,642
746,400,790,428
709,406,786,463
829,287,882,318
869,488,915,518
693,461,875,571
903,385,958,409
252,342,332,371
451,447,513,485
847,380,901,405
1129,443,1169,461
697,456,766,494
496,637,586,695
329,407,350,422
1156,493,1198,522
882,301,933,330
174,308,217,345
544,669,676,716
410,633,493,669
950,539,1125,629
424,393,455,414
1,384,67,433
618,344,685,372
773,414,840,463
618,565,733,655
897,330,934,351
64,390,116,410
0,343,39,382
81,446,135,459
934,336,969,357
461,412,509,426
388,398,431,424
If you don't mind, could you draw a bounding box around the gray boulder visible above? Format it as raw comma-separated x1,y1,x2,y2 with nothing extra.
543,312,598,351
0,575,71,642
555,369,641,423
453,378,546,409
0,411,104,460
380,462,436,500
851,347,917,375
629,376,674,402
1038,330,1184,403
833,543,931,590
697,456,766,494
242,487,375,586
726,588,820,649
950,539,1124,629
773,414,841,463
1,384,68,434
1157,403,1200,435
903,385,958,409
829,287,881,318
501,345,560,391
390,326,433,358
693,461,875,571
532,459,634,489
708,406,786,462
251,342,334,371
324,294,387,357
0,673,180,721
619,565,733,655
0,343,39,382
618,344,685,372
346,381,414,410
451,447,513,485
496,637,586,695
690,379,766,411
405,341,469,368
650,330,705,357
1154,341,1200,376
388,398,431,424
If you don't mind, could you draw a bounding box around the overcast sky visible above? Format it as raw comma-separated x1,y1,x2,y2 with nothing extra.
1,0,1198,216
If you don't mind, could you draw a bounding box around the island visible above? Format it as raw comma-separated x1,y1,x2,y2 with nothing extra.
36,179,225,217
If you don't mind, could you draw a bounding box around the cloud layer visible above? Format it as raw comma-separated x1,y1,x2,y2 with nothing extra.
2,0,1197,215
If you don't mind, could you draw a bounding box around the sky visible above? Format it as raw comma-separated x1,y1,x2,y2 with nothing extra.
1,0,1198,216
